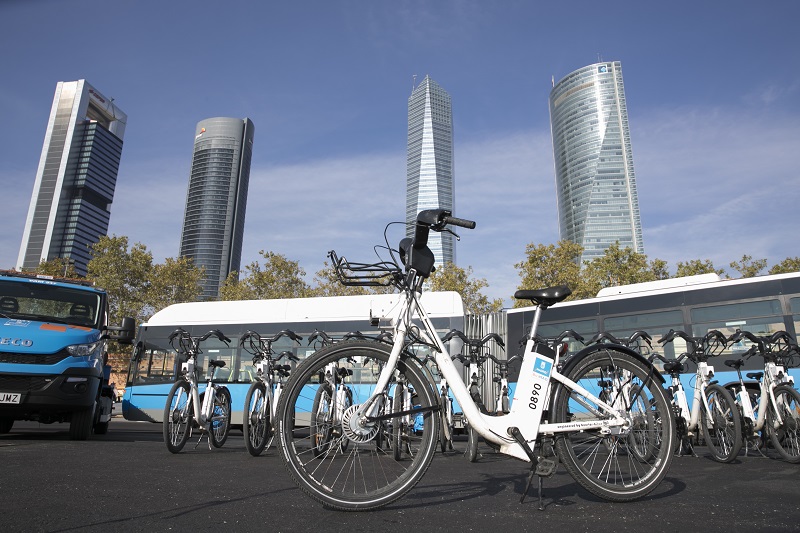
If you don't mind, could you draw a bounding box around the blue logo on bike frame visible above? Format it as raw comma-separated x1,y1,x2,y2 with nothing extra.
533,357,552,378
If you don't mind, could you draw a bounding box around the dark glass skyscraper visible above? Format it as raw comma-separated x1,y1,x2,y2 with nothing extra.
179,117,254,300
18,80,126,276
549,61,643,264
406,75,455,267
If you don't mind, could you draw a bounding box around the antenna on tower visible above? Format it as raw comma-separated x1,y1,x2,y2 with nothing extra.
551,75,555,88
412,74,417,92
597,52,603,63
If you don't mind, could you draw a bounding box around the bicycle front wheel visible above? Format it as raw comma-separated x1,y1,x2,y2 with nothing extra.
465,424,479,462
243,382,271,456
210,386,232,448
767,385,800,463
552,348,674,501
276,340,439,511
163,380,191,454
701,384,742,462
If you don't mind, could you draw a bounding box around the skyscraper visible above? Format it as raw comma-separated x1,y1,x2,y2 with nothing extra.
18,80,126,276
549,61,644,264
179,117,254,300
406,75,455,267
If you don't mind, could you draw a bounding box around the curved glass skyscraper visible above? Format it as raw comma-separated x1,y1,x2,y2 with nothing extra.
406,75,454,267
179,117,254,300
549,61,643,264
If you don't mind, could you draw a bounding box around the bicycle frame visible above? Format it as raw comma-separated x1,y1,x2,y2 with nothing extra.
750,358,794,431
675,360,716,435
359,291,630,463
180,355,218,430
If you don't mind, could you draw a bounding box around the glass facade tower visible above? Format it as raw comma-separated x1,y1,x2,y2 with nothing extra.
17,80,126,276
179,117,254,300
406,75,455,267
549,61,643,264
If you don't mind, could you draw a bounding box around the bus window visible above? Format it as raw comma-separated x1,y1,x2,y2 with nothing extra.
691,299,784,358
134,343,176,384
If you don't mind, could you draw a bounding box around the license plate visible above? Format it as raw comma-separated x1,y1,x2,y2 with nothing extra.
0,392,21,404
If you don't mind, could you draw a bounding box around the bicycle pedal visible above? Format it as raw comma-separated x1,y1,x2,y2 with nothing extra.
534,458,557,477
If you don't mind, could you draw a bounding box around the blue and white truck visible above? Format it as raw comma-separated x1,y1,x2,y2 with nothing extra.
0,270,135,439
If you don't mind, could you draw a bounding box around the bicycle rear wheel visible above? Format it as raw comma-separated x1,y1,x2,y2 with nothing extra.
276,340,439,511
701,384,742,462
210,386,231,448
552,348,674,501
243,382,271,456
163,380,191,454
767,385,800,463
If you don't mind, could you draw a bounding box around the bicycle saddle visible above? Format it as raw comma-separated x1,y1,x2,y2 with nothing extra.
513,285,571,308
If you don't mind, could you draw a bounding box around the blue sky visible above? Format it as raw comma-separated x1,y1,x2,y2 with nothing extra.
2,0,799,306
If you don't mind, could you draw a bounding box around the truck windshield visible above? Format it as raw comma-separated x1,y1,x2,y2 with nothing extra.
0,280,101,329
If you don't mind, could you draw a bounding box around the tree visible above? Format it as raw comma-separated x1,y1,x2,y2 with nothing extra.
581,242,658,297
31,257,80,278
675,259,725,278
427,262,503,314
649,258,671,281
86,235,153,325
144,257,205,318
219,250,310,301
514,240,584,305
769,257,800,275
729,254,767,278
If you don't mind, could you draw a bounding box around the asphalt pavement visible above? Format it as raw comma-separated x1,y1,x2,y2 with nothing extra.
1,418,799,532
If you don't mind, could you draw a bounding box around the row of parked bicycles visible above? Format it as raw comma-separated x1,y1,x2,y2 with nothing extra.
562,327,800,464
156,208,800,513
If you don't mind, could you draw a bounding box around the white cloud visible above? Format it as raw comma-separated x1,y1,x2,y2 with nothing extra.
633,106,800,272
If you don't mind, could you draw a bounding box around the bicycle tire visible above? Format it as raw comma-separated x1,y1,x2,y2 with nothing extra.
209,386,232,448
465,424,479,462
243,382,270,456
392,383,404,460
700,384,742,462
439,393,451,453
552,348,675,501
163,380,192,453
276,339,439,511
339,387,354,453
311,383,334,457
627,384,656,461
767,385,800,463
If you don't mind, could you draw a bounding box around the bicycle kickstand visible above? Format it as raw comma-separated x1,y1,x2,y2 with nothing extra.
509,428,556,511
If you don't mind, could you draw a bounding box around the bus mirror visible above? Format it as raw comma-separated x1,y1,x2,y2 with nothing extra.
106,317,136,345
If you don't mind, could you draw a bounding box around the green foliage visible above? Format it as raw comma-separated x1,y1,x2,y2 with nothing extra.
729,254,768,278
769,257,800,275
30,257,80,278
427,262,503,314
86,235,153,325
675,259,725,278
514,240,584,305
219,250,310,301
145,257,205,316
580,242,660,297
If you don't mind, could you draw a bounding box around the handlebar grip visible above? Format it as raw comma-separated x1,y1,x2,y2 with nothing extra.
444,216,476,229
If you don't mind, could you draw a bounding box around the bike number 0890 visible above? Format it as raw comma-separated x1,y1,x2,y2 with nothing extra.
529,382,542,410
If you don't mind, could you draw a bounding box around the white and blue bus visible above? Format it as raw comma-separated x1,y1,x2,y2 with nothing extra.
122,292,465,426
507,271,800,405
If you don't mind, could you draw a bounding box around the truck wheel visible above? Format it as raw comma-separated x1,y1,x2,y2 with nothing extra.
0,417,13,433
69,406,94,440
94,420,109,434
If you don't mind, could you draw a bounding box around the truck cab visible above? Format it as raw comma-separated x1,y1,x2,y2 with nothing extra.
0,270,135,439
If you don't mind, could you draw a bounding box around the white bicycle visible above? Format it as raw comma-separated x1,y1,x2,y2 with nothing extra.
655,329,741,462
163,328,232,453
275,209,675,511
240,329,301,456
724,330,800,462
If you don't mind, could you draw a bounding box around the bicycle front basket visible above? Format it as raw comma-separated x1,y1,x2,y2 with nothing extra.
329,250,401,287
